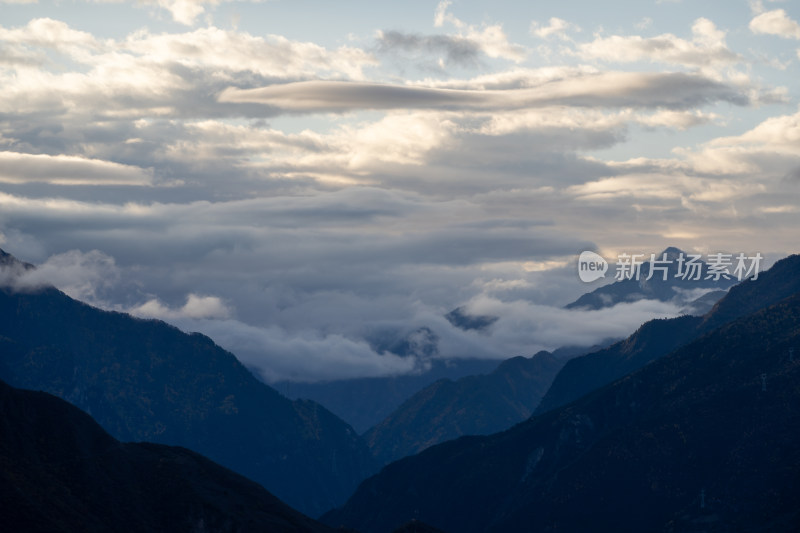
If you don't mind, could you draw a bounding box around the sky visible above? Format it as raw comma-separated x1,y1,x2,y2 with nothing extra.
0,0,798,382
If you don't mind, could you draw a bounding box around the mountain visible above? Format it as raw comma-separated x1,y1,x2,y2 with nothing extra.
0,379,334,533
0,248,33,269
0,249,374,517
324,266,800,533
364,351,565,466
680,289,728,316
276,358,500,434
566,247,737,310
536,314,702,415
536,253,800,415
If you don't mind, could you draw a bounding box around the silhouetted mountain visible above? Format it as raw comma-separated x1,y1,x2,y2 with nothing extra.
0,379,334,533
537,314,702,415
0,248,35,283
325,273,800,533
0,248,33,269
364,352,565,466
700,253,800,331
537,254,800,415
276,359,500,434
0,249,374,517
566,247,737,310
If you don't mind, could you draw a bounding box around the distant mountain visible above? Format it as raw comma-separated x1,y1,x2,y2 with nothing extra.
325,266,800,533
537,254,800,415
566,247,737,310
0,249,374,518
276,358,500,434
364,351,565,466
0,379,334,533
680,288,728,316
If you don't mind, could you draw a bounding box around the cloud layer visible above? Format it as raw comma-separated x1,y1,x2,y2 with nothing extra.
0,2,798,381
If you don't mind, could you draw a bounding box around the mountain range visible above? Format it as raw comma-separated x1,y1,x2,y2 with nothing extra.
0,249,373,518
4,246,797,531
325,253,800,533
538,251,800,415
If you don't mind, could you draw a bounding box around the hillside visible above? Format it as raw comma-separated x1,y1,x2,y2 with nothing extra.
0,379,334,533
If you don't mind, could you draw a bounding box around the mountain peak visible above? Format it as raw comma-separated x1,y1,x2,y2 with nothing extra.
0,248,19,266
0,248,35,271
659,246,686,260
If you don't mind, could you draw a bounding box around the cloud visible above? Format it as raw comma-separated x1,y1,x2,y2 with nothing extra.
2,244,690,383
412,66,597,90
136,284,686,382
0,17,98,49
636,109,719,130
578,18,741,67
429,0,526,62
433,0,456,28
531,17,580,40
151,0,210,25
122,26,376,80
185,318,422,383
676,108,800,177
93,0,268,26
376,30,482,68
0,4,797,384
567,173,765,204
0,20,378,124
7,249,120,304
219,72,748,114
749,9,800,39
0,152,154,186
131,293,232,319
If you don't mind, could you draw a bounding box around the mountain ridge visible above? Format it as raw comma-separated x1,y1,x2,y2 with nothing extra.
536,253,799,415
325,253,800,533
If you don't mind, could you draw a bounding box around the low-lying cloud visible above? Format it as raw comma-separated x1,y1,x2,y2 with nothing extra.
2,245,686,383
